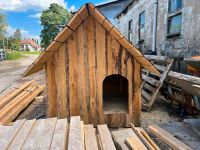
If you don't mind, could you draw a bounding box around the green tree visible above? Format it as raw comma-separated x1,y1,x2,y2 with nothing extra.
13,29,22,41
40,3,71,48
0,12,7,49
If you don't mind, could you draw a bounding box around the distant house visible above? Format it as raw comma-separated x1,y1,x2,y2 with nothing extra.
19,39,41,52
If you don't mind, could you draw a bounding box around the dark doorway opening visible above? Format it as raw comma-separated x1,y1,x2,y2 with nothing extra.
103,74,128,114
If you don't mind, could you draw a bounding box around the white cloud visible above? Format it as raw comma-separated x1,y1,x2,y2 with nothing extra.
6,26,40,40
28,13,41,18
68,5,76,12
0,0,67,12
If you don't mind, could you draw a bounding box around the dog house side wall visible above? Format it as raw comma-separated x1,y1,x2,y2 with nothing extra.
45,16,142,127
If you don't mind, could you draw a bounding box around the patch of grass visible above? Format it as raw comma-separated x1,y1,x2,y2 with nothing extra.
6,51,24,60
20,51,41,55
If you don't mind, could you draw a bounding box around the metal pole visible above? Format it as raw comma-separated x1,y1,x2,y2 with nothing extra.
152,0,158,53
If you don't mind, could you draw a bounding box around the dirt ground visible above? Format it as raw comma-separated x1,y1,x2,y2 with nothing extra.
0,55,182,128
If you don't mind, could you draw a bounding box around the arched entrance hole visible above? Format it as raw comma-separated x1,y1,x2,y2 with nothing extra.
103,74,128,114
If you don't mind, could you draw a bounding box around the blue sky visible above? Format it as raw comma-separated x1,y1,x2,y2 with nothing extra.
0,0,106,40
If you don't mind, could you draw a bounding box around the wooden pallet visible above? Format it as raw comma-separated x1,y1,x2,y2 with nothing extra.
142,55,174,111
0,116,116,150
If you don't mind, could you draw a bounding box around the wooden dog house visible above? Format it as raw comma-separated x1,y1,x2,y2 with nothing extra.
23,4,159,127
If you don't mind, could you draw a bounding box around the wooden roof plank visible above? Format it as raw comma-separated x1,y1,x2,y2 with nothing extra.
78,5,89,20
68,13,82,31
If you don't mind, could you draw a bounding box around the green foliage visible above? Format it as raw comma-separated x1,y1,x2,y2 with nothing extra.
0,12,7,49
13,29,22,40
6,51,24,60
8,37,20,51
0,12,7,38
40,3,72,48
20,51,41,55
6,51,41,60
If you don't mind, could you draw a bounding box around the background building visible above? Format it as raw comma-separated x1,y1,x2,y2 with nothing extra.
20,39,41,52
116,0,200,73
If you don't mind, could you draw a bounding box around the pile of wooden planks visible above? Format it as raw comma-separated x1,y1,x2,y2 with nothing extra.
112,124,160,150
0,79,45,125
142,55,174,111
0,116,116,150
148,124,192,150
0,115,194,150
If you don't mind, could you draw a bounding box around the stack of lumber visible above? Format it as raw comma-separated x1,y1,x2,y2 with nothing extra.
148,124,192,150
112,123,160,150
0,115,194,150
142,55,174,111
0,79,45,125
0,116,116,150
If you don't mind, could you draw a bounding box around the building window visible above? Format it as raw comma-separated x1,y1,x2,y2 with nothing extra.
167,0,182,37
139,11,145,42
128,20,132,42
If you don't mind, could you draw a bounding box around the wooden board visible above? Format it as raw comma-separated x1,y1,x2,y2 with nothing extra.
68,116,84,150
125,137,148,150
131,124,160,150
97,124,116,150
0,119,25,149
148,124,192,150
8,119,36,150
46,57,57,117
142,55,174,111
111,128,143,150
50,119,68,150
55,44,67,118
84,125,99,150
159,119,200,150
22,118,57,150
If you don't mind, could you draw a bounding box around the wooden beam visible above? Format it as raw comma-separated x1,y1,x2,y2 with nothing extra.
131,124,160,150
84,125,99,150
55,44,68,118
125,137,148,150
0,119,25,149
50,119,68,150
22,118,57,150
133,61,142,127
46,57,57,118
97,124,116,150
68,116,84,150
148,125,192,150
8,119,36,150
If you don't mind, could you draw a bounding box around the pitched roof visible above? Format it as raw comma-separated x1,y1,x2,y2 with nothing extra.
23,3,159,77
116,0,135,18
20,39,41,49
